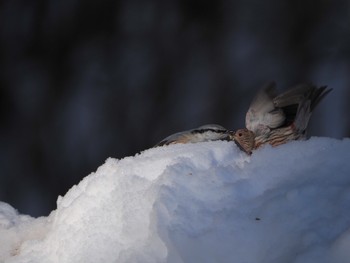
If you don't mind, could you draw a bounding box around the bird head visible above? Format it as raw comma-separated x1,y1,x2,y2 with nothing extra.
230,129,255,155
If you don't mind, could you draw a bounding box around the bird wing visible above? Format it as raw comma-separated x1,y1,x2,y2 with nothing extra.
273,84,313,108
274,84,332,132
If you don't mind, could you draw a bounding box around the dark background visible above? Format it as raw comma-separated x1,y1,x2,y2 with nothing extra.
1,0,349,217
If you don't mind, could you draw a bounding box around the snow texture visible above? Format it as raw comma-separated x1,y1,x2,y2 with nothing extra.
1,137,350,263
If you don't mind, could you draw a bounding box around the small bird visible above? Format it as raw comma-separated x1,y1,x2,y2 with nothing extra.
155,124,233,146
245,82,332,149
154,124,255,154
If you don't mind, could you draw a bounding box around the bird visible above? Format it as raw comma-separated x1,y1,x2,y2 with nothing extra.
153,82,330,154
155,124,232,146
154,124,255,154
245,82,332,149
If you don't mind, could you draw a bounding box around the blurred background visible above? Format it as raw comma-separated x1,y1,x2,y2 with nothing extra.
1,0,349,217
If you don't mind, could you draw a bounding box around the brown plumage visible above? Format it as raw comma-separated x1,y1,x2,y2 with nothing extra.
245,82,332,149
229,129,255,155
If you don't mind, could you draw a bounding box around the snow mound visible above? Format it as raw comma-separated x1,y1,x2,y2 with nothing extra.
1,137,350,263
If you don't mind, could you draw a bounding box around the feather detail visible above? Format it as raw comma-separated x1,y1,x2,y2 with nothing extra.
246,82,332,150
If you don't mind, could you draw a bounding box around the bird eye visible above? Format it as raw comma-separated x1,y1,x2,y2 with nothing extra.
238,133,242,137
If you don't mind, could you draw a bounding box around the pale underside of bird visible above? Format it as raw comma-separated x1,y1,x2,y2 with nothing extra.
244,82,332,149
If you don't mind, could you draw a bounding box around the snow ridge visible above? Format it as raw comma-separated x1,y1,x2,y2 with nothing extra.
1,137,350,263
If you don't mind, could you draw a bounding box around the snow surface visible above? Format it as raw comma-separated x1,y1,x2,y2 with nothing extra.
1,137,350,263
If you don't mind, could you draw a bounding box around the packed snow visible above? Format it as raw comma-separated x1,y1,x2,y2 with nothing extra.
1,137,350,263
